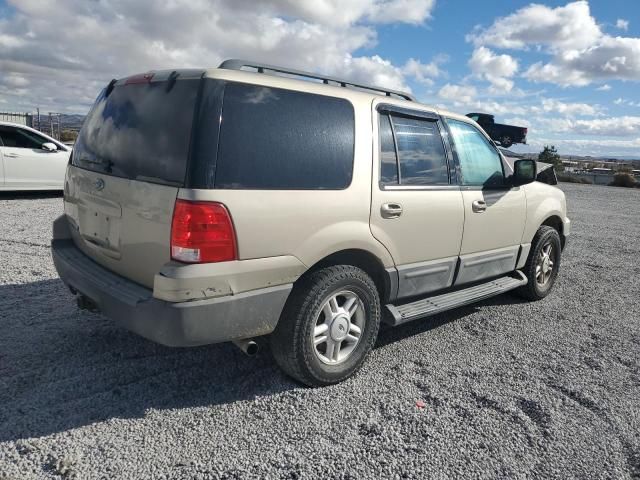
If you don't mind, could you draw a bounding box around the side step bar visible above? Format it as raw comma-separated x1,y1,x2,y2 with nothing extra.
385,271,527,326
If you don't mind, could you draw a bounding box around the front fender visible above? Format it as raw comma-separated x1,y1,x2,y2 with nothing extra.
522,183,567,244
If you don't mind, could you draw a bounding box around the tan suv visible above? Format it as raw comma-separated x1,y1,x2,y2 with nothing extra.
52,60,570,386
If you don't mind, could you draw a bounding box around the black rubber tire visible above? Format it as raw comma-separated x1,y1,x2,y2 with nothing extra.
270,265,381,387
500,136,513,148
516,225,562,301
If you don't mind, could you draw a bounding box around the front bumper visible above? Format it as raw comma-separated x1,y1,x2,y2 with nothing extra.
51,239,292,347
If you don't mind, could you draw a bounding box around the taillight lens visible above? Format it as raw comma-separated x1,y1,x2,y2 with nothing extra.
170,200,237,263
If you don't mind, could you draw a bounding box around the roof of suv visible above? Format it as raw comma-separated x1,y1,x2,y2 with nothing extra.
203,60,471,124
112,61,473,125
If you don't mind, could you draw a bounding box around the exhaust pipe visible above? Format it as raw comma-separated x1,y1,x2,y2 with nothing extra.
232,338,259,356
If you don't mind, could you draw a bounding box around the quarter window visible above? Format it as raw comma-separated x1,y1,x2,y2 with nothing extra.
215,84,355,190
446,119,504,187
379,113,449,186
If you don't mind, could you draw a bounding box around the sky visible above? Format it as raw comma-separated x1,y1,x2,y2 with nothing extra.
0,0,639,157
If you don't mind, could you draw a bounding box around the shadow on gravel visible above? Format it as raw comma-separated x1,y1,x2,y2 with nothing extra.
0,277,525,443
0,191,63,200
0,279,295,443
376,294,528,348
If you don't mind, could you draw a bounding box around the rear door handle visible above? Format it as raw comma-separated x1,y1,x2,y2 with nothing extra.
381,203,403,219
472,200,487,213
3,153,19,158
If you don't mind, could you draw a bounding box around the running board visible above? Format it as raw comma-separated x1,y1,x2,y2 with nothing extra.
385,271,527,326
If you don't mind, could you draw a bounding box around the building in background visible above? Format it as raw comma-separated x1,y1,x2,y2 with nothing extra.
0,112,33,127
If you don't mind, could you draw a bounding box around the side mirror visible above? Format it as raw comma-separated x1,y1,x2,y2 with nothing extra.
512,159,536,186
42,142,58,152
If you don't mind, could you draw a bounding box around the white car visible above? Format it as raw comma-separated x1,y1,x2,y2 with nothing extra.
0,121,71,191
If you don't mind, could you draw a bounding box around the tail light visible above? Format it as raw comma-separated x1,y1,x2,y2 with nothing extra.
170,199,237,263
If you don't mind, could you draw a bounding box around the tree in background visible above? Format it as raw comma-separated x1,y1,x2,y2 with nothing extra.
538,145,564,172
60,129,79,143
609,173,637,188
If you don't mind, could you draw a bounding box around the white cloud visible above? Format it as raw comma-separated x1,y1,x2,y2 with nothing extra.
367,0,436,25
338,55,408,91
250,0,436,26
468,46,518,92
596,84,611,91
469,1,640,87
402,56,446,86
612,98,640,107
438,83,477,104
467,1,601,51
548,116,640,136
502,117,531,128
537,98,600,116
616,19,629,31
0,0,437,112
523,35,640,86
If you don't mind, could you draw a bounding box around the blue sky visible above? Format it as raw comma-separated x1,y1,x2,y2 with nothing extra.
0,0,639,157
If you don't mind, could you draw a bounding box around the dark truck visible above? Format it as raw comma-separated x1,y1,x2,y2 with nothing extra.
466,113,527,148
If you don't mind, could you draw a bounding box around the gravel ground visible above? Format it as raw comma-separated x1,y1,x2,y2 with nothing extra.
0,184,639,479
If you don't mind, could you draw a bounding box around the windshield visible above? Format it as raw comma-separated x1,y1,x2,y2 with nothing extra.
72,79,200,186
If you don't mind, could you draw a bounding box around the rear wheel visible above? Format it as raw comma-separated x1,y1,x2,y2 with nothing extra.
500,135,513,148
517,225,562,300
270,265,381,386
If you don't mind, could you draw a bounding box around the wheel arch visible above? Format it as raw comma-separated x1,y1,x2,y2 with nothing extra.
541,214,565,249
300,248,394,303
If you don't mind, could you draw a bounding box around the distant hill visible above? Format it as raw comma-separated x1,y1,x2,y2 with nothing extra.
33,113,86,132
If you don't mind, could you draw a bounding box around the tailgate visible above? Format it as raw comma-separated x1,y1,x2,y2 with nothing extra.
63,72,203,288
64,166,177,288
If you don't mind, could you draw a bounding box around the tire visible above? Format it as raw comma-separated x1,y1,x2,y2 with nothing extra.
270,265,381,387
500,136,513,148
516,225,562,301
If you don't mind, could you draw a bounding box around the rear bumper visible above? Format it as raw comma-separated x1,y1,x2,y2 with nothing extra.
51,239,292,347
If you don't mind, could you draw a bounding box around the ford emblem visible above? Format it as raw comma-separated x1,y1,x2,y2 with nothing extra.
94,178,105,191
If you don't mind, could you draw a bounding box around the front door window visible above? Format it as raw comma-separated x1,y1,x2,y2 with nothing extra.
446,119,504,187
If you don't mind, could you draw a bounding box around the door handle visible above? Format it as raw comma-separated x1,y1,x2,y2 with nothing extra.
381,203,403,219
3,153,18,158
472,200,487,213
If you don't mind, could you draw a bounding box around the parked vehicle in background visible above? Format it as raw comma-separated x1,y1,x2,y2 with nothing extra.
51,60,570,386
466,113,527,148
0,122,71,191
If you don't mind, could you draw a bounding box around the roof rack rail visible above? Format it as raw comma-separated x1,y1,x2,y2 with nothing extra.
218,59,415,102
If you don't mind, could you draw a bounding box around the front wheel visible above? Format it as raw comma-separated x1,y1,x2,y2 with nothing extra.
270,265,381,386
516,225,562,300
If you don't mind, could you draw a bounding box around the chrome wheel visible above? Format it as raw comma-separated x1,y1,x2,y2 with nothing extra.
312,290,366,365
536,242,555,286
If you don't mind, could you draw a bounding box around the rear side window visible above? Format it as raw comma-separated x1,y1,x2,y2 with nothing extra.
379,113,449,186
72,79,200,186
215,84,354,190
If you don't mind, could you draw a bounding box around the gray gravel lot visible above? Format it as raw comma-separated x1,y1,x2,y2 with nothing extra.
0,184,639,479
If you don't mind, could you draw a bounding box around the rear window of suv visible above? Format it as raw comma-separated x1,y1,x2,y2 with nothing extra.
72,79,200,186
214,84,355,190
